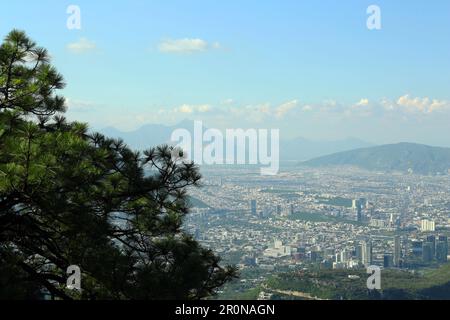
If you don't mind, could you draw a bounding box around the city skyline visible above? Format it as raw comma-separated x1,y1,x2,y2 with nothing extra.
186,164,450,299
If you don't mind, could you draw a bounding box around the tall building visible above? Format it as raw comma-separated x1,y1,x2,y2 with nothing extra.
421,219,436,232
310,251,319,262
389,214,395,227
355,245,362,262
335,253,341,263
436,236,448,263
361,240,373,266
393,236,401,267
357,203,363,223
250,200,257,216
355,198,367,222
402,236,409,265
340,250,348,263
352,199,363,222
411,240,423,257
336,249,348,264
274,239,283,249
426,235,436,258
384,254,393,268
422,242,434,263
360,198,368,209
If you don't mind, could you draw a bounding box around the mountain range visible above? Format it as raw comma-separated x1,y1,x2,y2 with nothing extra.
303,142,450,175
99,121,374,162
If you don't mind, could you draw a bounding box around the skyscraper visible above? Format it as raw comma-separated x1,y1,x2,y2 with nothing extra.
340,250,347,263
421,220,436,232
393,236,401,267
335,253,341,263
383,255,393,268
389,214,394,226
426,235,436,258
361,240,372,266
422,242,434,263
359,198,368,209
355,244,362,263
357,205,363,223
411,240,423,257
355,198,367,223
436,236,448,263
250,200,257,216
310,251,319,263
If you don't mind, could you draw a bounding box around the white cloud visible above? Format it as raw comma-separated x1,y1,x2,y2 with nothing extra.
395,95,449,114
158,38,220,54
397,95,430,112
197,104,211,113
145,94,450,129
66,38,97,54
175,104,211,114
429,100,448,113
178,104,194,114
343,98,373,117
355,98,369,107
275,100,299,119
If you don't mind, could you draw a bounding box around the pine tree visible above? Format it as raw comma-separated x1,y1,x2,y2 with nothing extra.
0,30,237,300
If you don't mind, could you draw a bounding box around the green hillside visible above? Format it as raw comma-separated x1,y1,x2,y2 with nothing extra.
303,143,450,175
266,263,450,300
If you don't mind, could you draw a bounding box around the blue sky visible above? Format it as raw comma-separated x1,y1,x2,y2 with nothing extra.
1,0,450,145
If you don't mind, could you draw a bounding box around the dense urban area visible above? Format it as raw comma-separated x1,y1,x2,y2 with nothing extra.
184,165,450,299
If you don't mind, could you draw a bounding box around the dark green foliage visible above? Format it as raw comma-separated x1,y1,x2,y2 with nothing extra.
0,30,237,300
267,264,450,300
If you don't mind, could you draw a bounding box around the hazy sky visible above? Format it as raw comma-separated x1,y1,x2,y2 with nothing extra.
2,0,450,146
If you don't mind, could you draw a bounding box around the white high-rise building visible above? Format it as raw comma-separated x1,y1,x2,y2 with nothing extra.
389,214,395,227
421,219,436,232
274,239,283,249
340,250,348,263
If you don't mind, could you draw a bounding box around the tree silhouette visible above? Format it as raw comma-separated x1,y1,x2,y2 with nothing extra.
0,30,237,300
